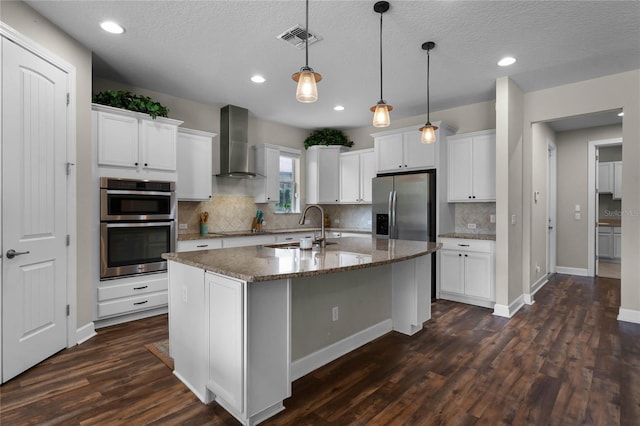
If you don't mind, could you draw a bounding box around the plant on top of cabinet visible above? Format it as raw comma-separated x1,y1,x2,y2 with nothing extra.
93,90,169,119
304,128,354,150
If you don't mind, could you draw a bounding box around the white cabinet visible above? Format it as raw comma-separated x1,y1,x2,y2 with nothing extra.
93,104,183,172
96,273,168,319
339,149,375,203
177,128,217,201
222,234,277,248
447,130,496,202
439,238,495,308
613,227,622,258
177,238,223,252
372,125,438,174
306,146,345,204
598,226,622,260
613,161,622,200
598,162,614,194
254,144,280,203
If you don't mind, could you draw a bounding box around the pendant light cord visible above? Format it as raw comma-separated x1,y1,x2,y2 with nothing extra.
379,11,384,100
426,49,430,121
305,0,309,68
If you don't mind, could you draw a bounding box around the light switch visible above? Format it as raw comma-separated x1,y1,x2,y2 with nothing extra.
575,212,581,220
511,214,517,225
575,204,581,212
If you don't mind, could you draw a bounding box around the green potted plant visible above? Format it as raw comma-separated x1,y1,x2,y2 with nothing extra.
303,128,354,150
92,89,169,119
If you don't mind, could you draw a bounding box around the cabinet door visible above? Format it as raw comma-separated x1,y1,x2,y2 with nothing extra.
598,162,613,194
177,131,213,200
447,137,473,202
360,150,376,203
471,133,496,201
140,120,178,171
613,232,622,259
464,252,493,300
206,273,244,413
597,229,613,258
262,147,281,202
318,148,341,203
404,130,435,170
375,133,404,172
440,250,465,294
613,161,622,200
97,111,139,168
340,153,361,203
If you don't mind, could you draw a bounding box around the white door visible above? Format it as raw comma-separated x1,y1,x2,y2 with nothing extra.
547,141,557,274
2,38,69,382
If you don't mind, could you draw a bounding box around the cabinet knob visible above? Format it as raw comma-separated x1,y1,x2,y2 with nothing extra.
459,253,462,257
468,195,472,199
134,162,139,166
144,163,148,167
404,164,408,167
398,165,402,168
472,195,476,199
465,254,468,257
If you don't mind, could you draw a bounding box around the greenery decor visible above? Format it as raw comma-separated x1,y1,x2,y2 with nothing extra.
92,89,169,119
303,128,354,150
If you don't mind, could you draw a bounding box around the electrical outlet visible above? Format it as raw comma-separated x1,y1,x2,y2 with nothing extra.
535,264,541,273
490,214,496,223
575,212,581,220
511,214,517,225
182,286,188,303
334,219,340,224
332,306,339,322
467,223,476,229
179,223,188,230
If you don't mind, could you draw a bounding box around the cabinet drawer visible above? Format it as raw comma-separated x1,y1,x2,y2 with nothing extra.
178,239,223,252
439,238,494,253
98,291,168,318
98,276,168,301
277,232,315,242
613,227,622,234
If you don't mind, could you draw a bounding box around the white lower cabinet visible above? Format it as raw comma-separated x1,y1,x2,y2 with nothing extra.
598,226,621,260
177,239,223,252
439,238,495,308
97,273,168,319
222,235,277,248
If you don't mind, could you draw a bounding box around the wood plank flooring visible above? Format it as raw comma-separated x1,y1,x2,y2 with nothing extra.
1,273,638,425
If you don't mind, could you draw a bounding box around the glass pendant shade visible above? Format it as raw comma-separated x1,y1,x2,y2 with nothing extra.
293,69,320,103
371,102,392,127
420,122,438,144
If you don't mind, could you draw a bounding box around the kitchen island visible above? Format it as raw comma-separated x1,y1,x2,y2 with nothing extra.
163,237,440,425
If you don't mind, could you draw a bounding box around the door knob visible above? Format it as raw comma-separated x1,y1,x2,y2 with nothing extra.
6,249,30,259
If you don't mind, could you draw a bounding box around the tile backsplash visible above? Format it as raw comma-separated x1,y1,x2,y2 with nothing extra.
177,196,372,234
454,202,496,234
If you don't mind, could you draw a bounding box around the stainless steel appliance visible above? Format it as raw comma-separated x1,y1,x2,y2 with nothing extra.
100,178,176,279
372,171,435,242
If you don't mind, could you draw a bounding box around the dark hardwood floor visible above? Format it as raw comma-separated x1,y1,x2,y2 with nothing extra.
1,274,638,425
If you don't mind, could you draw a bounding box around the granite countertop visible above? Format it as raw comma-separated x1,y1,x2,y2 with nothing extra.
438,233,496,241
163,237,440,282
598,218,621,227
178,227,372,241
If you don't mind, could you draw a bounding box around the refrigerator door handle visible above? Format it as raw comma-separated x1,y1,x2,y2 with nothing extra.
388,191,394,237
391,190,398,238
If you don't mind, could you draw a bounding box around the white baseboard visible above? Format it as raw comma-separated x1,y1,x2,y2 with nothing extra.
555,266,589,276
618,308,640,324
94,306,168,329
524,275,549,305
493,294,525,318
290,319,392,381
174,371,210,404
76,322,96,345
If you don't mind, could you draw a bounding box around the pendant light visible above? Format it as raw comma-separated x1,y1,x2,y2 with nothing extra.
370,1,392,127
292,0,322,103
419,41,438,144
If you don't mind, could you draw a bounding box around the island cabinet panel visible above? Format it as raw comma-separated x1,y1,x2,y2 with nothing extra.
391,256,430,336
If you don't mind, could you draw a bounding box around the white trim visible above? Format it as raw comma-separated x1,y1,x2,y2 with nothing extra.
1,23,78,350
524,275,549,305
174,370,210,403
290,319,392,381
438,292,495,310
617,308,640,324
177,127,217,139
587,137,622,277
493,294,525,318
76,322,97,344
555,266,589,276
94,306,168,329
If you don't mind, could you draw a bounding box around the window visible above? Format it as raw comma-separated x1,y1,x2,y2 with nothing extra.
276,152,300,213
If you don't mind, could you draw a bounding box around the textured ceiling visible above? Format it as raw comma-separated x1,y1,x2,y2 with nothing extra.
25,0,640,130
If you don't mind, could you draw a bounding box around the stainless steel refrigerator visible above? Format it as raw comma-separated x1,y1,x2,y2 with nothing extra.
372,171,436,242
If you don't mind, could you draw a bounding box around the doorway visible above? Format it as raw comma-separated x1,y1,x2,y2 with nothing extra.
547,140,557,275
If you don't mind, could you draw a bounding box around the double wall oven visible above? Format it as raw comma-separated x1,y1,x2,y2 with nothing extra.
100,177,176,280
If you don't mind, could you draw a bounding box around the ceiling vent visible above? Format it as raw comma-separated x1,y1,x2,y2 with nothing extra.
277,25,322,49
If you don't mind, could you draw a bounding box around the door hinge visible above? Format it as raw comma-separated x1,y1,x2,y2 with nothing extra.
66,162,75,176
66,234,70,246
66,304,70,316
66,93,70,106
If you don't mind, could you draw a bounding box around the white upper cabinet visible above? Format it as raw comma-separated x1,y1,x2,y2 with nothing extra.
306,145,346,204
447,129,496,202
94,104,183,173
613,161,622,200
598,162,614,194
372,125,439,174
339,149,375,204
176,128,217,201
254,144,280,203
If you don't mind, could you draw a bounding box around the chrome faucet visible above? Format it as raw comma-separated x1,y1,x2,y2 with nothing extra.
298,204,325,247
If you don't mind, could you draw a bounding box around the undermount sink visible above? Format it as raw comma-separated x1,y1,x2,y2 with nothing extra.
264,241,338,249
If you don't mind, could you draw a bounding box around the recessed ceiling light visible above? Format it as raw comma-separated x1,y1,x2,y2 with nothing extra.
100,21,125,34
618,112,624,117
251,75,266,83
498,56,516,67
334,105,345,111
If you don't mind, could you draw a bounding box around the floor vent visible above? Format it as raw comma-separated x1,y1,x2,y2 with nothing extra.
277,25,321,49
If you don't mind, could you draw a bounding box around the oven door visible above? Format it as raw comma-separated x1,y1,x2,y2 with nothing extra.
100,221,175,279
101,189,176,221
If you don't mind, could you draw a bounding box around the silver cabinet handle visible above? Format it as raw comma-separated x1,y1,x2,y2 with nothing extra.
6,249,30,259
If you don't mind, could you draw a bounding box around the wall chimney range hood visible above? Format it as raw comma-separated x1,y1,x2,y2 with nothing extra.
217,105,260,178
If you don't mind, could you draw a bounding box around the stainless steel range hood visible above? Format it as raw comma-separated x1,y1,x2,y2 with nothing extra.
216,105,259,178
